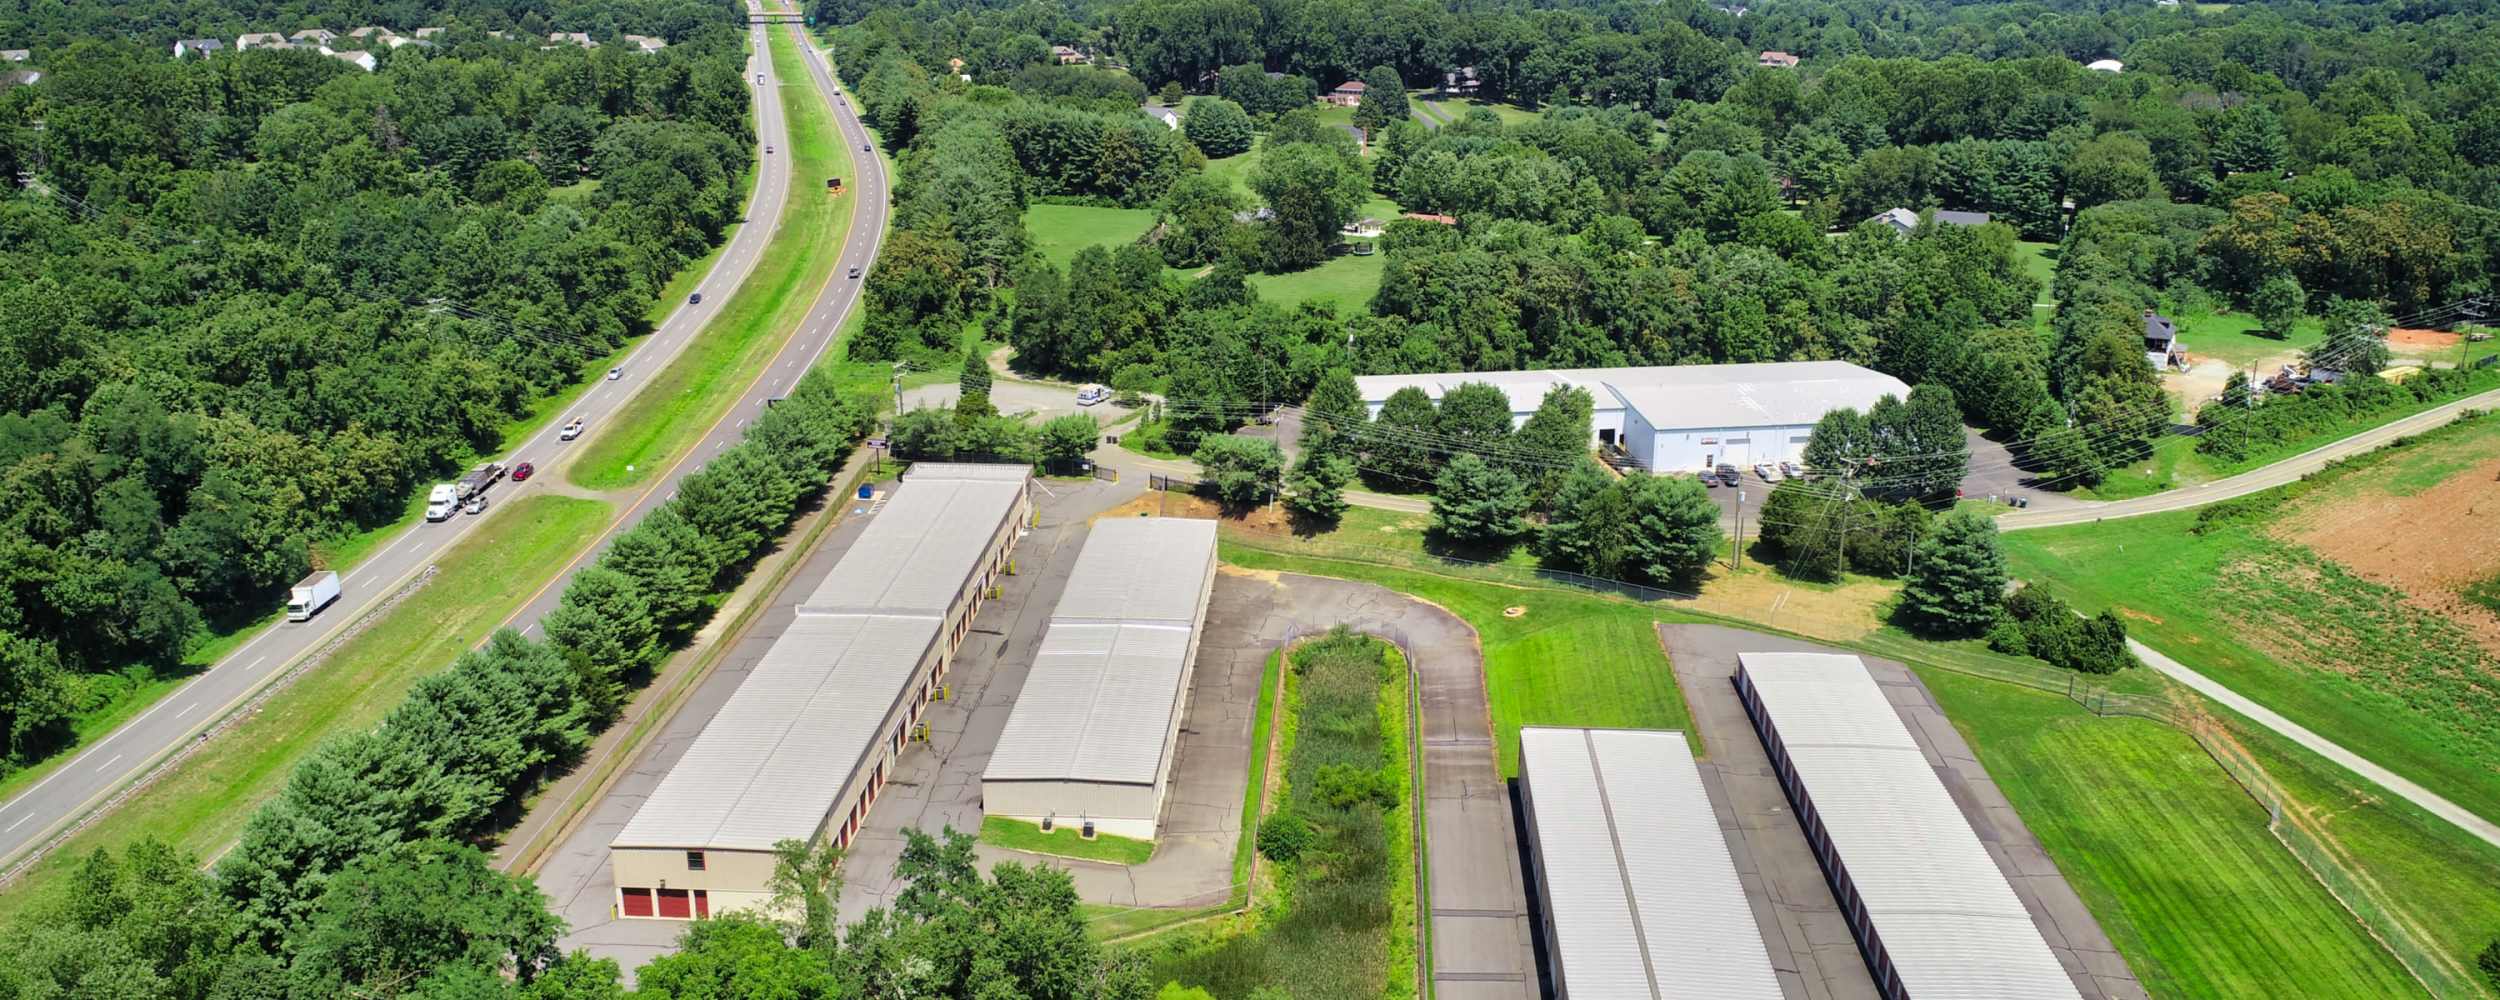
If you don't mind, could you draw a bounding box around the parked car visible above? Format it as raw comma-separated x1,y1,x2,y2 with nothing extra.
1697,470,1720,487
606,367,623,381
1716,463,1740,484
464,496,488,515
1753,463,1776,482
512,462,535,482
1075,384,1109,406
1779,460,1800,480
561,417,586,440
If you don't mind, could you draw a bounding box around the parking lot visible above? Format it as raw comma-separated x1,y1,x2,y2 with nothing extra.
1654,623,2146,1000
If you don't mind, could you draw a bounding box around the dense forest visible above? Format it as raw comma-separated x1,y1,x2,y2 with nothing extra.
0,15,751,769
0,1,730,53
819,0,2499,508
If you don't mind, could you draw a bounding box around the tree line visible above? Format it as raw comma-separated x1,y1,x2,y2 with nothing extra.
0,25,754,775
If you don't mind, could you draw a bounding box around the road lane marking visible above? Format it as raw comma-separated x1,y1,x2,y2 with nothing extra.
4,815,27,833
95,755,123,773
175,702,199,720
249,656,268,671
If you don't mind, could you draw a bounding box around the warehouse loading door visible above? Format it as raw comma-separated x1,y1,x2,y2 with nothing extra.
657,888,693,919
621,888,654,917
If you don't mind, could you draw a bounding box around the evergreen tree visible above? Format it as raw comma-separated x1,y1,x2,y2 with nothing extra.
1537,462,1631,579
1430,454,1529,547
1801,407,1874,478
1300,368,1366,463
1353,65,1410,134
1895,511,2007,637
1366,386,1440,489
1182,97,1255,158
1621,472,1722,587
1285,452,1354,525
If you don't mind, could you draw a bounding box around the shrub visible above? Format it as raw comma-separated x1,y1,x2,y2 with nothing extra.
1986,619,2031,657
1257,811,1311,862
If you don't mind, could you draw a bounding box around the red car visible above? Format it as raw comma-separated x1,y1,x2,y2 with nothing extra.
512,462,535,482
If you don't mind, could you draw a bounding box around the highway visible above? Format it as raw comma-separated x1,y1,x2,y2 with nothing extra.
0,4,890,875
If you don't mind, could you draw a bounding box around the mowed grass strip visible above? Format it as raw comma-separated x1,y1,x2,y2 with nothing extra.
1024,203,1159,267
1916,669,2422,1000
1218,543,1690,777
571,28,859,491
979,815,1154,866
0,495,613,922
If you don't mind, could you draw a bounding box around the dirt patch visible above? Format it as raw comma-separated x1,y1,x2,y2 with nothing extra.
2118,608,2165,625
1688,565,1894,641
2389,327,2461,349
2273,449,2500,655
1096,489,1291,532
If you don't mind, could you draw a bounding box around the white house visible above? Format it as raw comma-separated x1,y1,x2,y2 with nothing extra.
326,48,377,71
172,38,224,58
1354,361,1910,471
234,32,290,50
1143,104,1179,129
2087,58,2124,73
289,28,338,46
621,33,667,53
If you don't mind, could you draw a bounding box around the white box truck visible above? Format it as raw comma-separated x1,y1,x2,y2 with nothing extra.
287,571,341,622
425,483,459,521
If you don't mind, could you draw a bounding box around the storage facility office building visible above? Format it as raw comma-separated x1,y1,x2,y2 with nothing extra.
1352,361,1909,472
1517,726,1783,1000
1733,651,2082,1000
982,517,1220,840
606,463,1033,920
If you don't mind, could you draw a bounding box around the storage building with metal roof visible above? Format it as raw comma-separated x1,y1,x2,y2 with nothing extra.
606,463,1031,921
982,517,1219,840
1517,727,1783,1000
1733,652,2084,1000
1352,361,1907,473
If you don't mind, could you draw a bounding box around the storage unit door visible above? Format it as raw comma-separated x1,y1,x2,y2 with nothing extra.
657,888,693,919
620,888,654,917
694,889,710,919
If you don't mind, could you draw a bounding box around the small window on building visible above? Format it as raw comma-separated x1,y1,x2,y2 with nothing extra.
685,850,706,871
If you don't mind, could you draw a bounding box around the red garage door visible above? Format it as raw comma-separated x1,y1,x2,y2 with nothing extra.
694,890,710,919
657,888,693,919
620,888,654,917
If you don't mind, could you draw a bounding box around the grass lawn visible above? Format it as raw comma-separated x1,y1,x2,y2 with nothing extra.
1247,250,1384,312
0,495,614,923
1916,669,2423,998
980,815,1154,866
2173,310,2323,370
1219,543,1691,777
1025,203,1159,266
2015,240,2058,304
570,27,859,491
2002,438,2500,826
1445,98,1540,126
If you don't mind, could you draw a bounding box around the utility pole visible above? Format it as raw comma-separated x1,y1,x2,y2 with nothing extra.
1734,489,1745,569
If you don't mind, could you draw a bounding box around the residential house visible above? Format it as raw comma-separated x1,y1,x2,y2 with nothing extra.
1440,66,1480,96
1324,79,1366,106
1867,207,1991,236
235,32,291,50
413,27,447,38
172,38,224,58
622,33,667,53
2087,58,2124,73
1143,104,1179,129
2,69,39,88
1051,44,1087,65
2144,310,2187,369
1932,209,1992,226
1758,50,1801,68
1867,207,1922,236
327,48,377,72
290,28,338,46
347,26,398,42
0,50,28,63
549,32,597,48
1402,211,1457,225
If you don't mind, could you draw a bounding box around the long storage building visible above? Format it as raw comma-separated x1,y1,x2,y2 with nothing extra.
981,517,1219,840
1517,726,1783,1000
606,463,1032,920
1353,361,1908,472
1733,652,2083,1000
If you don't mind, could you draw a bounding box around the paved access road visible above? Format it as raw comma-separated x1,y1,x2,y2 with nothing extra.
0,5,889,873
2001,385,2500,530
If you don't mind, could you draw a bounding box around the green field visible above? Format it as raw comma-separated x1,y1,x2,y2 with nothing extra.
1248,251,1386,312
1917,670,2423,998
2005,419,2500,827
2171,310,2324,370
980,815,1154,866
0,495,614,922
571,28,859,490
1024,202,1159,266
1220,540,1691,776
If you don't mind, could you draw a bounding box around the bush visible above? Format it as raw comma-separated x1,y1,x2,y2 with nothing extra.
1257,811,1311,862
2197,366,2500,465
1986,618,2031,657
1311,762,1397,810
1999,584,2135,674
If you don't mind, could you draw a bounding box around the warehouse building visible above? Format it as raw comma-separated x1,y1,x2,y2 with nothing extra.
1733,652,2082,1000
1517,727,1783,1000
982,517,1219,840
1353,361,1908,471
606,463,1032,920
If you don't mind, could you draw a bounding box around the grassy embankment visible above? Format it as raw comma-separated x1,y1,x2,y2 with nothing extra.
1146,631,1419,998
571,26,860,491
1215,504,2486,1000
0,496,613,922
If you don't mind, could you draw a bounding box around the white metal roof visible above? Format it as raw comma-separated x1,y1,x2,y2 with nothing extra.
799,473,1024,615
611,613,940,850
983,518,1218,788
1737,652,2082,1000
1047,518,1218,625
1519,727,1783,1000
611,465,1029,852
1353,361,1906,431
904,461,1035,483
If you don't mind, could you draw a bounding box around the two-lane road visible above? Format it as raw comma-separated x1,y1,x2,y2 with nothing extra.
0,9,888,873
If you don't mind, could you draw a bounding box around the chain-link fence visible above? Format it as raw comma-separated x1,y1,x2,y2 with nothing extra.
1211,513,2490,1000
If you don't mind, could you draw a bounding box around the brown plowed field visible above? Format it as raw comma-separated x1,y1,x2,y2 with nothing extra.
2274,437,2500,651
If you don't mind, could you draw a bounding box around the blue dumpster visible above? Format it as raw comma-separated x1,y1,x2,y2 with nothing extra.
857,484,874,500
